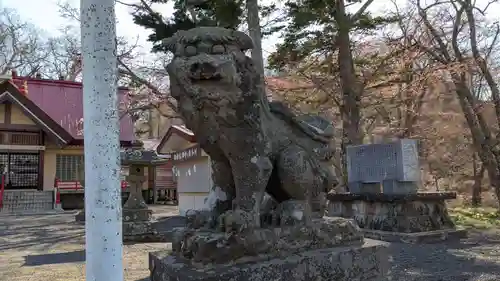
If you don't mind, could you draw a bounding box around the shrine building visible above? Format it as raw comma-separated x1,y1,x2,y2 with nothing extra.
0,71,135,211
156,125,211,216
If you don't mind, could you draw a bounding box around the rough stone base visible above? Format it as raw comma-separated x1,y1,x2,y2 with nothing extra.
123,220,156,242
124,216,188,243
124,231,175,243
76,208,166,242
75,210,85,223
149,239,389,281
73,195,131,223
327,192,457,232
327,192,467,243
122,208,156,242
123,208,153,222
75,218,170,243
362,228,467,244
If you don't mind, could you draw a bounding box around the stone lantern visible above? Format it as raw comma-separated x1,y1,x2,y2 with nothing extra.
74,155,130,222
75,141,169,241
121,142,169,241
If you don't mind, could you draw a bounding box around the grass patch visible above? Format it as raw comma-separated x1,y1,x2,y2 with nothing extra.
449,207,500,229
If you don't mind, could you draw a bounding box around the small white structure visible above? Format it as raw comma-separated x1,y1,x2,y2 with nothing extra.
157,125,211,216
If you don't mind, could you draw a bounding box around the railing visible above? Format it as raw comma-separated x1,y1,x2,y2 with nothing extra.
55,179,83,192
156,187,178,204
54,178,128,194
165,188,178,202
0,175,4,209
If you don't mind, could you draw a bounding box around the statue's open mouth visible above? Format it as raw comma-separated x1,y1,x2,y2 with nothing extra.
191,73,223,83
189,61,225,82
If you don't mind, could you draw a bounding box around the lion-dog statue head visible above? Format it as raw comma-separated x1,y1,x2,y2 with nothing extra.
163,27,268,131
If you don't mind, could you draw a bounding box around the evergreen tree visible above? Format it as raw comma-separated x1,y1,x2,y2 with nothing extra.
268,0,398,146
131,0,278,55
267,0,398,185
132,0,244,53
269,0,395,71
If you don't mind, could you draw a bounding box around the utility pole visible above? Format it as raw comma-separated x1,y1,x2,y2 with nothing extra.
80,1,123,280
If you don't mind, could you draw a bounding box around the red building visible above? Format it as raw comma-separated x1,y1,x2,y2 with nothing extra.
0,71,135,210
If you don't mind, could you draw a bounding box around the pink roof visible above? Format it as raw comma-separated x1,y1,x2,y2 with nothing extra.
18,78,135,142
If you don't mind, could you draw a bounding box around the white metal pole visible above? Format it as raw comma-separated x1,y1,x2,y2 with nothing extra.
80,1,123,281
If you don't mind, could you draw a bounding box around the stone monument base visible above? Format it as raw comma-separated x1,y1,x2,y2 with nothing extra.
74,195,130,224
123,220,156,242
327,192,467,243
76,207,169,242
123,207,152,221
149,239,388,281
123,208,156,242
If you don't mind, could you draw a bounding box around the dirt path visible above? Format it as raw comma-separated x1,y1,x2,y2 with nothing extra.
1,208,499,281
0,206,178,281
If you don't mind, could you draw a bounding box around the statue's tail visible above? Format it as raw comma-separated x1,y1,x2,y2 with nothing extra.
269,101,338,192
268,101,333,144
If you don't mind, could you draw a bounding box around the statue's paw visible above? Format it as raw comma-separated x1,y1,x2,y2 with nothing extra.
274,200,319,226
217,209,254,233
185,209,212,229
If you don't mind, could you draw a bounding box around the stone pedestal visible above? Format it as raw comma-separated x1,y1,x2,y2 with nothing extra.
149,239,388,281
149,210,390,281
74,194,129,224
76,147,171,240
328,192,467,243
122,165,157,242
123,208,155,241
78,202,169,242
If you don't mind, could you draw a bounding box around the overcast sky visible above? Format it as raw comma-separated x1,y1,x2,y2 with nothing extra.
1,0,498,63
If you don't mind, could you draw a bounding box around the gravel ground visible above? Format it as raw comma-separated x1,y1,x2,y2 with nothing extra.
1,207,499,281
0,205,178,281
389,230,500,281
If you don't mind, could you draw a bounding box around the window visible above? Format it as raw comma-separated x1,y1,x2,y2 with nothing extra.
56,154,84,181
11,133,40,145
0,132,8,144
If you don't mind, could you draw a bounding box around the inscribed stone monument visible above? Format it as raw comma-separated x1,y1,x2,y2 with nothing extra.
329,139,466,243
148,27,389,281
346,139,420,194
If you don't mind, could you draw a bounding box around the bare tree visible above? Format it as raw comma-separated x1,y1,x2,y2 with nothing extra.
57,1,180,138
398,0,500,207
0,8,51,76
43,27,82,81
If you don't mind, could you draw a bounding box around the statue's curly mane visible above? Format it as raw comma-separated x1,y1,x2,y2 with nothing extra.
162,27,254,55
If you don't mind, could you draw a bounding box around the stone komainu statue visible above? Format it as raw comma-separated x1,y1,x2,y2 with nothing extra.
163,27,338,230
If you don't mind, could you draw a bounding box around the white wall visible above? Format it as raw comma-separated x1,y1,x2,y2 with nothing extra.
176,157,211,193
178,194,209,216
175,156,211,216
